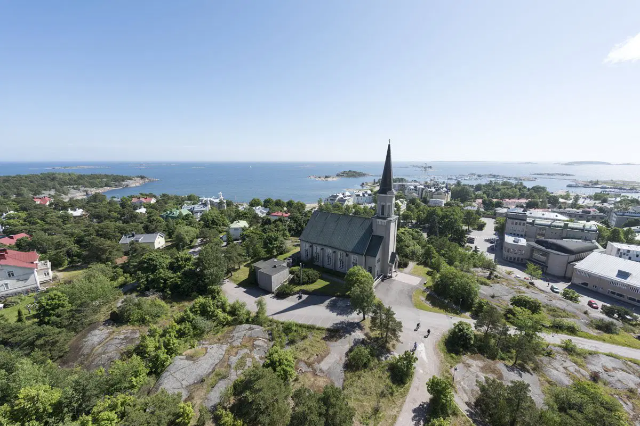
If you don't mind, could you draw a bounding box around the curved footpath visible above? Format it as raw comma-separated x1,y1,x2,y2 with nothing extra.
222,273,640,426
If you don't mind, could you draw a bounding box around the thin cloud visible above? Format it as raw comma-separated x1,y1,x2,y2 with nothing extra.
604,32,640,64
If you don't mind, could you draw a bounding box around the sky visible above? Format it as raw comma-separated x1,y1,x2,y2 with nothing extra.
1,1,639,162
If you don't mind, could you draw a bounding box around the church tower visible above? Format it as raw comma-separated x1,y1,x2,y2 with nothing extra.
373,141,398,277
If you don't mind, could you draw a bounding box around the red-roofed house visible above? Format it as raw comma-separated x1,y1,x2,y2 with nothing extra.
0,248,51,297
0,233,31,246
268,211,290,221
33,197,52,206
131,197,157,205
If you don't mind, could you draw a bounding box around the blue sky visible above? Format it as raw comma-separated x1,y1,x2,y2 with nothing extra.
1,1,639,162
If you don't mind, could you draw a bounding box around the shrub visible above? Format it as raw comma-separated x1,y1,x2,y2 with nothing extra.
347,345,373,371
550,318,580,334
275,284,296,298
263,346,296,382
476,220,486,231
562,288,580,303
281,321,308,344
510,295,542,314
601,305,638,322
445,322,475,354
590,319,619,334
560,339,580,355
289,267,320,285
389,350,417,385
471,299,490,317
116,296,169,325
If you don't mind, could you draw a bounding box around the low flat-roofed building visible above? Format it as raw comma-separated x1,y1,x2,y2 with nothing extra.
609,211,640,228
551,208,606,222
605,242,640,263
502,234,528,263
253,258,289,293
528,239,600,278
572,252,640,306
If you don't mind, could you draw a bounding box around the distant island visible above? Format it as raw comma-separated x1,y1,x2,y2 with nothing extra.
336,170,370,178
532,173,574,177
47,165,110,170
560,161,638,166
309,170,370,181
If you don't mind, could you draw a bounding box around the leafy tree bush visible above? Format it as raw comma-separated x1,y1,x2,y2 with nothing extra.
370,302,403,347
34,290,71,326
290,267,321,285
116,296,169,325
510,295,542,314
322,385,355,426
601,304,637,322
230,366,291,426
432,267,479,311
346,345,373,371
389,350,417,385
445,322,475,354
562,288,580,303
254,297,268,325
590,319,619,334
349,271,376,321
550,318,580,334
426,376,455,419
474,378,539,426
263,346,296,382
275,283,297,298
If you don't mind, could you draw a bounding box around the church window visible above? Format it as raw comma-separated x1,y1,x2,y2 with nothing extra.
327,253,332,266
352,256,358,267
339,253,344,269
7,271,14,278
305,248,308,259
380,205,385,216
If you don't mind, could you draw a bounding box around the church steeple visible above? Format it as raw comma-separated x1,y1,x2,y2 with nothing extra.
379,140,393,195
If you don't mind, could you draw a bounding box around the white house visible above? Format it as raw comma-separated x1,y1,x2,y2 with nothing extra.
200,193,226,210
229,221,249,240
353,190,373,205
253,206,270,217
119,233,165,251
0,248,51,298
324,192,353,206
131,197,157,205
65,208,84,217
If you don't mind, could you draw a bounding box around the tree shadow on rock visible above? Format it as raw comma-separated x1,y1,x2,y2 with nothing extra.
325,320,363,341
326,297,355,316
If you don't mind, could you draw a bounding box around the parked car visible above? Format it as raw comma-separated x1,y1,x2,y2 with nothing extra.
587,300,599,309
550,285,560,293
514,274,522,279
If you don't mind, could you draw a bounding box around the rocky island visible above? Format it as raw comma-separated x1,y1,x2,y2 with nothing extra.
309,170,370,181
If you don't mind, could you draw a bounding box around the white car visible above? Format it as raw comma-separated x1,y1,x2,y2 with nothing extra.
515,274,522,279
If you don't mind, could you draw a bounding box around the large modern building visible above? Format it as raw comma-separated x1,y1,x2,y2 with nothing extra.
572,252,640,306
550,208,606,222
505,210,598,241
502,237,600,278
605,242,640,263
609,211,640,228
300,143,398,279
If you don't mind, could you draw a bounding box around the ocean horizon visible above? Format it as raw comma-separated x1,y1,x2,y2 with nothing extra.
1,161,639,203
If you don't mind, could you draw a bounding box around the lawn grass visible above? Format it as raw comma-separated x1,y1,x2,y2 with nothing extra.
54,265,87,283
412,288,467,318
297,278,348,297
574,330,640,350
0,294,36,322
289,329,330,364
410,264,432,284
229,262,254,287
437,335,462,373
343,361,411,426
277,247,299,261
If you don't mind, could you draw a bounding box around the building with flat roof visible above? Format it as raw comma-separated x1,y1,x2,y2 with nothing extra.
551,208,606,222
605,242,640,263
505,210,598,241
572,252,640,306
502,235,528,263
609,211,640,228
253,258,289,293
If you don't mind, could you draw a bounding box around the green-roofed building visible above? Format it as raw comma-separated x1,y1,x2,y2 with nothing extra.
161,208,192,220
300,143,398,280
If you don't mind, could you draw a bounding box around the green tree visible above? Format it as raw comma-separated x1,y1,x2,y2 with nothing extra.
263,346,296,382
389,350,417,385
524,262,542,280
426,376,455,419
432,267,479,311
510,295,542,314
35,290,71,326
225,242,246,274
173,225,198,250
106,355,149,394
254,297,268,325
475,304,504,337
474,378,539,426
249,198,262,207
561,288,580,303
463,209,479,231
197,242,227,292
608,227,626,243
322,385,355,426
370,302,403,347
7,384,63,425
290,388,325,426
16,308,25,323
545,381,628,426
446,322,475,354
346,345,373,371
231,366,291,426
348,271,376,321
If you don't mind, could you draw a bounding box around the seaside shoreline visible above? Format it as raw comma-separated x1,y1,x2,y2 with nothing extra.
63,177,158,200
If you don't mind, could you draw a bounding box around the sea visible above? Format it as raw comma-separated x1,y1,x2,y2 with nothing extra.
0,161,639,203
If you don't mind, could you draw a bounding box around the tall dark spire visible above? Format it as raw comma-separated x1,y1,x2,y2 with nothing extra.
379,140,393,194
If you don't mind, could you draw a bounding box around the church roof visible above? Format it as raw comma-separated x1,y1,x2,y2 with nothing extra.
379,142,394,195
300,211,373,255
365,235,384,257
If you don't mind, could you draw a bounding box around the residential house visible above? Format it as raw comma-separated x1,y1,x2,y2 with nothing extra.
269,212,290,221
161,209,192,220
135,207,147,214
182,202,211,220
324,193,353,206
65,208,85,217
229,221,249,240
0,233,31,246
254,206,270,217
353,190,373,205
33,197,52,206
200,193,226,210
428,199,445,207
0,248,52,298
131,197,157,205
119,233,165,251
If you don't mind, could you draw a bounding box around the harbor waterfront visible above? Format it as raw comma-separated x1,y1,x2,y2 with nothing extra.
1,161,640,202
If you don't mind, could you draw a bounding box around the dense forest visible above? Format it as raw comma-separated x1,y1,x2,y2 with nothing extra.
0,173,147,197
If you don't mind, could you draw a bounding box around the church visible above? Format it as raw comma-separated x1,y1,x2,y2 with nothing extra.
299,143,398,279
